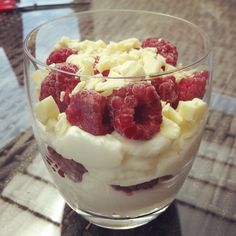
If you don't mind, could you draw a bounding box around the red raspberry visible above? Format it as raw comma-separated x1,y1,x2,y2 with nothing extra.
93,56,110,76
47,146,87,182
108,82,162,140
178,70,208,101
141,37,178,66
39,63,80,112
66,90,113,135
46,48,77,65
102,70,110,77
112,178,159,194
151,76,178,108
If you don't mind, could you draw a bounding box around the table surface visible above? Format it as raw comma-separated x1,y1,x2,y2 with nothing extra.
0,0,236,235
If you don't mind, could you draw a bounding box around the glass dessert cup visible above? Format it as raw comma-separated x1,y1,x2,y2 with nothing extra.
24,10,212,229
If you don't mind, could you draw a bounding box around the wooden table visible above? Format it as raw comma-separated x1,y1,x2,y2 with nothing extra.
0,0,236,235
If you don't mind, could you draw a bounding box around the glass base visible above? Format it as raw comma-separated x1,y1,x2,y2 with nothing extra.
74,205,170,229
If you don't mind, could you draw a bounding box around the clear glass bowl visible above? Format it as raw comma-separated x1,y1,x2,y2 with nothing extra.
24,10,212,229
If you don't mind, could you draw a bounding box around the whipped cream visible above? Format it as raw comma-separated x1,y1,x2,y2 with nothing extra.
50,163,190,217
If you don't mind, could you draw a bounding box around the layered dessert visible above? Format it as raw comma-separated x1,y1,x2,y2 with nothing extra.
32,37,208,217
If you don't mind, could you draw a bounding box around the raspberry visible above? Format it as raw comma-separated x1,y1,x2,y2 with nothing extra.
39,63,79,112
47,146,87,182
46,48,77,65
102,70,110,77
141,37,178,66
151,76,178,108
178,70,208,101
108,82,162,140
112,177,159,193
66,90,113,135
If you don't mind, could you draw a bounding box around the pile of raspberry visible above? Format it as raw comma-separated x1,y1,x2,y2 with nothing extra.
41,37,208,141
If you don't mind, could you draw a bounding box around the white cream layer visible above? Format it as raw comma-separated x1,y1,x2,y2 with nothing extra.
37,119,203,186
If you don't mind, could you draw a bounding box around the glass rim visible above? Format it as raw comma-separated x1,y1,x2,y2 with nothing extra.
23,9,212,79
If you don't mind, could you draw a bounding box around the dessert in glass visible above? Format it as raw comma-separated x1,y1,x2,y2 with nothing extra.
24,10,212,229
